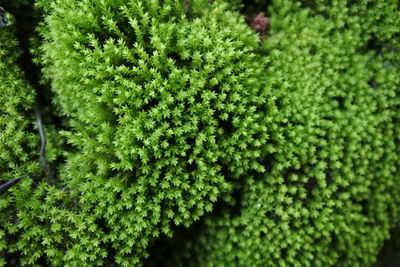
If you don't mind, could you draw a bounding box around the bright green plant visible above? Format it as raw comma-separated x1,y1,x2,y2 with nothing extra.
29,0,268,265
0,7,106,267
0,0,399,266
170,0,400,266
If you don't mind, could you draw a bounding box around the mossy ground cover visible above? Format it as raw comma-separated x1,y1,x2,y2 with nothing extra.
0,0,399,266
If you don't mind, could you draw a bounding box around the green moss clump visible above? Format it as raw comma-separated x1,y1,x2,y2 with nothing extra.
0,10,103,267
32,0,267,265
0,18,40,266
0,0,399,266
170,0,400,266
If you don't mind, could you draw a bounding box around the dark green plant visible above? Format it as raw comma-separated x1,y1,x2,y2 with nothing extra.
0,17,40,266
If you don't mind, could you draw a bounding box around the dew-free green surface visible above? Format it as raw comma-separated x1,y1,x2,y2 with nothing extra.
0,0,399,266
172,1,400,266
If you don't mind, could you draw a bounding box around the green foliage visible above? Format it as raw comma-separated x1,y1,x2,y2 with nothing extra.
29,0,266,265
0,10,98,267
0,23,37,181
0,20,40,266
170,0,400,266
0,0,399,266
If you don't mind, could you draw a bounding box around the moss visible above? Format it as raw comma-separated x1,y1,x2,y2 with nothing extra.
0,0,399,266
26,0,266,265
169,0,400,266
0,18,41,267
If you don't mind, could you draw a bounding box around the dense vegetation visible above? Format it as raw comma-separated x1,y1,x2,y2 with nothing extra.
0,0,399,266
168,1,400,266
